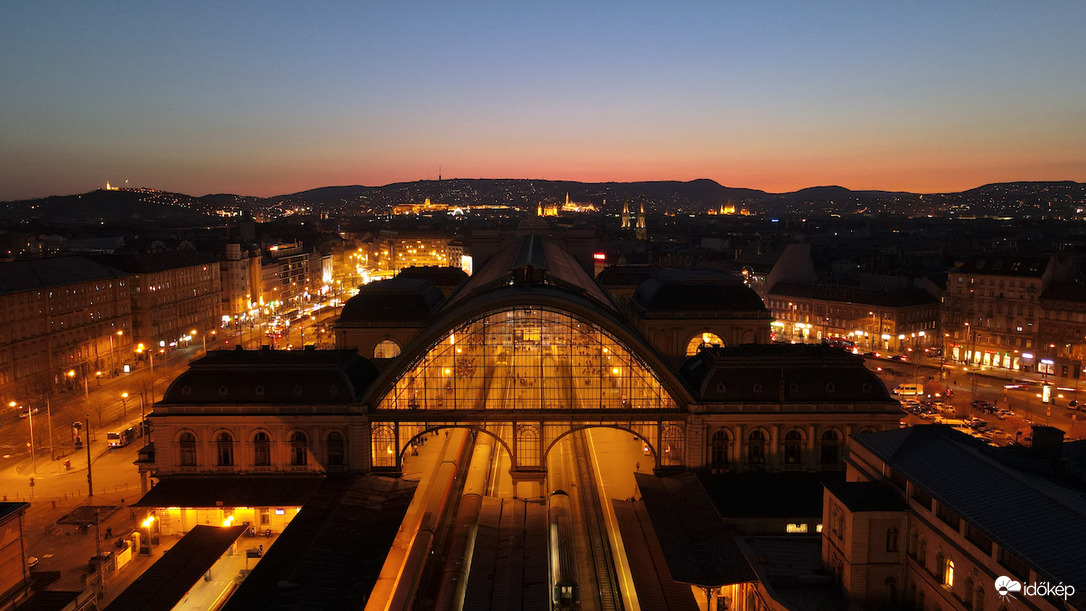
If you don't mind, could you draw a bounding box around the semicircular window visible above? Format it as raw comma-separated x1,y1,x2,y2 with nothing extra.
181,385,192,396
254,385,265,396
218,385,228,396
292,385,303,397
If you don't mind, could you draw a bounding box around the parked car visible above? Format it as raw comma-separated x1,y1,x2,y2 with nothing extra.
88,551,113,572
1067,400,1078,410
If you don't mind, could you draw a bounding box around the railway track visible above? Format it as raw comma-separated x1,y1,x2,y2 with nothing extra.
572,430,624,611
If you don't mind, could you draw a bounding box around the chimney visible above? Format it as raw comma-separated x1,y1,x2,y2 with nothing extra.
1030,425,1064,460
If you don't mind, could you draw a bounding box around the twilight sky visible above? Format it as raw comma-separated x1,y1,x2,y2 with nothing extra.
2,2,1085,200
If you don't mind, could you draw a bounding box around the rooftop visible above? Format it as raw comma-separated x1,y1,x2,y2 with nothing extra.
159,348,378,405
104,524,248,611
681,344,895,404
632,268,768,314
853,425,1086,607
635,472,757,587
0,257,129,296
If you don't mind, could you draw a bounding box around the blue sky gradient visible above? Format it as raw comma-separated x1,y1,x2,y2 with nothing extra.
2,2,1084,199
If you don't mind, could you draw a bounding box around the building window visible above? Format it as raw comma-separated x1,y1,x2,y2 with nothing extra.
885,577,896,601
964,523,992,554
290,431,308,466
820,429,841,466
326,431,345,466
253,431,271,466
936,502,961,530
997,548,1030,581
685,332,724,356
179,432,197,467
371,425,396,468
748,429,767,465
886,527,899,552
911,486,933,511
374,339,401,359
710,429,730,467
661,425,684,467
944,559,954,587
784,429,804,465
216,432,234,467
517,425,541,467
963,576,974,607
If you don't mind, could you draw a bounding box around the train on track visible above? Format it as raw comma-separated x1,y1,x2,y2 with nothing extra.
548,489,580,610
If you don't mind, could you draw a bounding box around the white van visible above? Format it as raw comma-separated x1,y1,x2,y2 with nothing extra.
893,383,924,396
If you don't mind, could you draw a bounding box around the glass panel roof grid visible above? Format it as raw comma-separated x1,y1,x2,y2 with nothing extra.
378,307,675,411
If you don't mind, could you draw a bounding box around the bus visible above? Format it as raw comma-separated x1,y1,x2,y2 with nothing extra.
107,427,138,448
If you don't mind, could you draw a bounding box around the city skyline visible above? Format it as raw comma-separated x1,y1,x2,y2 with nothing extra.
2,3,1085,201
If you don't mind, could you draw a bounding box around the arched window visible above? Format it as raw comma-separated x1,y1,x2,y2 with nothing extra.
179,432,197,467
326,431,346,467
935,552,945,581
290,431,308,466
372,425,396,468
374,339,401,359
710,429,731,467
917,537,927,569
885,577,896,601
944,559,954,587
662,425,684,467
886,526,899,552
784,429,804,465
216,432,234,467
820,429,841,466
685,332,724,356
517,426,541,467
974,585,985,611
748,430,767,465
253,431,271,466
963,576,974,607
907,528,918,556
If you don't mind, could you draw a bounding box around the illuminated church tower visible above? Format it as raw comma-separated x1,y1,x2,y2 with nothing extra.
621,201,632,229
636,199,647,240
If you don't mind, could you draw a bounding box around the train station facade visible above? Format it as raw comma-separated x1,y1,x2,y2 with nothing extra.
138,234,900,502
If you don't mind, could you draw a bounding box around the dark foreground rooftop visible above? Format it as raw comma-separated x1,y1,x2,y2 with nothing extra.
635,473,757,587
104,524,247,611
222,474,417,610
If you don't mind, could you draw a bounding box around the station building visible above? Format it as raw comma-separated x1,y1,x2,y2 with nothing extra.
136,233,899,512
824,425,1086,610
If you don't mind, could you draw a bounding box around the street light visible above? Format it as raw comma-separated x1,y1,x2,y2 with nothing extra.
121,392,129,417
141,515,155,554
109,330,123,376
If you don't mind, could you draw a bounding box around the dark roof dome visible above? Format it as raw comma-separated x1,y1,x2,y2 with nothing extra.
338,277,444,324
680,344,894,403
161,348,378,405
632,268,766,313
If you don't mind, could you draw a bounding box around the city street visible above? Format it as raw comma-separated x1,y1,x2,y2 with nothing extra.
868,353,1086,441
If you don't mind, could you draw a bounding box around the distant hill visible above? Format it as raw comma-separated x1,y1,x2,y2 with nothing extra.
1,179,1083,222
0,188,217,225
